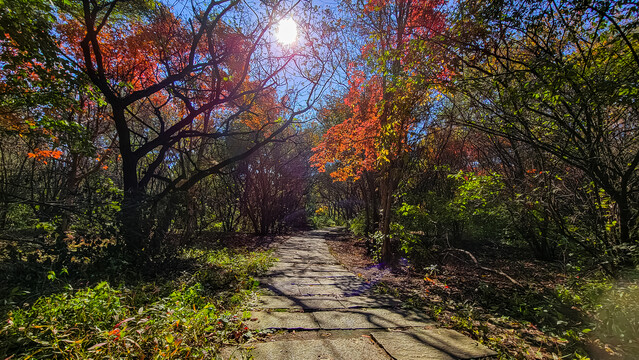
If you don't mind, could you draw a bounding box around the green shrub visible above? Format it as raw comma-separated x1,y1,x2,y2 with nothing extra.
4,203,39,229
70,176,122,240
310,213,338,228
553,276,639,355
596,284,639,343
1,247,276,359
370,230,385,263
394,171,510,256
571,278,639,346
447,171,510,243
349,212,367,236
3,282,125,357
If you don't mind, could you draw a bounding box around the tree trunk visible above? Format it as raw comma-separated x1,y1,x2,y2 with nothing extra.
121,188,145,255
616,192,634,245
379,178,393,265
59,152,79,233
360,180,371,237
114,103,146,257
379,162,403,266
362,172,380,254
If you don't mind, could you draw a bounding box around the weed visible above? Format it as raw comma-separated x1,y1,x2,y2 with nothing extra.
1,247,275,358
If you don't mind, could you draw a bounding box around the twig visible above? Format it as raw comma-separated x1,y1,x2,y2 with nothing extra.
0,235,45,247
443,248,522,287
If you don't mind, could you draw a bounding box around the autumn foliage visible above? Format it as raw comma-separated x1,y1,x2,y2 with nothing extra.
311,0,447,182
311,73,383,181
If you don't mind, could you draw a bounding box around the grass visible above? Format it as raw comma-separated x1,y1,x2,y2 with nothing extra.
1,245,276,359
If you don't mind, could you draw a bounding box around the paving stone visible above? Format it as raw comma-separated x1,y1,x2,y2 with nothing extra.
318,276,365,286
278,244,324,249
223,337,392,360
318,279,377,296
274,259,340,265
275,252,335,259
278,243,325,248
371,329,498,360
277,248,332,253
258,283,301,296
275,258,338,263
277,254,336,259
264,270,354,278
313,308,435,330
256,277,322,285
298,284,350,296
269,263,348,272
255,296,346,310
247,311,319,330
338,295,403,308
371,333,454,360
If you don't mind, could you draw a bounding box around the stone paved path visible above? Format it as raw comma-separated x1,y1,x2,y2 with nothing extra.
223,229,497,360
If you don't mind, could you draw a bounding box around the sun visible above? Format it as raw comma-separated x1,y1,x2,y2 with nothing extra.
276,18,297,45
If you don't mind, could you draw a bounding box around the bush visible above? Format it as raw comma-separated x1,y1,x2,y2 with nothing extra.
571,277,639,348
349,212,367,236
447,171,510,243
1,247,276,359
596,284,639,345
3,282,125,357
310,213,338,228
391,171,508,264
550,274,639,356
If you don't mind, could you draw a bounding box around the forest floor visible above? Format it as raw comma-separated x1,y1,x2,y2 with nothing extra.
324,228,635,360
0,232,287,358
1,229,636,359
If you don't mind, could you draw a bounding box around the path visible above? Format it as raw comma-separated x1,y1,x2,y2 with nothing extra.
223,229,497,359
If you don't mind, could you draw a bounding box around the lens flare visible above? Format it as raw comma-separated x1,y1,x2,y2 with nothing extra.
276,18,297,45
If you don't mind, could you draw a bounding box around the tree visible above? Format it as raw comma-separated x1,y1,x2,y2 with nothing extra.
311,0,447,264
447,0,639,270
238,134,311,235
0,0,75,131
1,0,119,256
51,0,330,258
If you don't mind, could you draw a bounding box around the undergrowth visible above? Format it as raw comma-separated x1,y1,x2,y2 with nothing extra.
1,247,275,359
373,271,639,359
328,229,638,359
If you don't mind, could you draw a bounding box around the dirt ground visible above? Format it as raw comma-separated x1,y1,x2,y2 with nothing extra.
323,228,623,360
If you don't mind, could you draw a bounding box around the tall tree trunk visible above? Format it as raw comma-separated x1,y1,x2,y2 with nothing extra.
379,182,393,265
379,163,402,266
114,103,146,256
59,152,79,233
359,180,371,236
616,192,633,246
121,188,145,256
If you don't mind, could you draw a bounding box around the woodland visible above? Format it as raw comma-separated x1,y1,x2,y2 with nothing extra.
0,0,637,358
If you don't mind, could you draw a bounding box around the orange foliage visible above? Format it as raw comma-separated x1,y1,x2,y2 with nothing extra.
57,10,190,92
311,0,449,182
27,148,63,164
58,8,253,99
56,7,261,133
310,76,383,181
230,81,285,134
